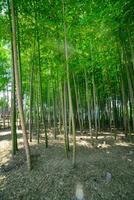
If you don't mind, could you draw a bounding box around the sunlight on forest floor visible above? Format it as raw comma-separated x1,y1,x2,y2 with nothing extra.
0,130,134,200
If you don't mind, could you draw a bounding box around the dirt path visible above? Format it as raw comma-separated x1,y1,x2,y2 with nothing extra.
0,130,134,200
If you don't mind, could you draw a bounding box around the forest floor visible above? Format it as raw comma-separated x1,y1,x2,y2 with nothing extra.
0,129,134,200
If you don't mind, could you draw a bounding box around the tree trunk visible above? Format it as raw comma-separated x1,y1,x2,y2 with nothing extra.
84,70,92,136
62,0,76,166
92,74,98,138
37,31,48,148
7,0,18,155
73,74,82,133
10,0,31,170
29,61,34,142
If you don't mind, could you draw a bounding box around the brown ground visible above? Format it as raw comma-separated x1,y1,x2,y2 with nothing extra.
0,129,134,200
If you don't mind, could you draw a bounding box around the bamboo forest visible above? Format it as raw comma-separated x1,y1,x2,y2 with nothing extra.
0,0,134,199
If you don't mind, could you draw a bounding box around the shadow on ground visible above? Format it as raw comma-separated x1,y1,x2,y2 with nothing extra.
0,130,134,200
0,132,22,141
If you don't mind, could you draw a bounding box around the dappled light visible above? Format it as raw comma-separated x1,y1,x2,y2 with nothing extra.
1,130,134,199
115,142,131,147
77,139,93,148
